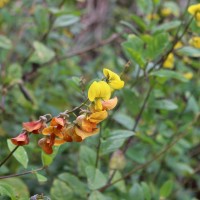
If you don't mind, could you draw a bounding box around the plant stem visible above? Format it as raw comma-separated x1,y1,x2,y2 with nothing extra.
99,130,189,192
0,146,19,168
0,166,47,179
95,124,102,168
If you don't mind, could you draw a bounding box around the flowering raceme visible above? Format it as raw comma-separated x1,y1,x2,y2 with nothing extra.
10,68,124,154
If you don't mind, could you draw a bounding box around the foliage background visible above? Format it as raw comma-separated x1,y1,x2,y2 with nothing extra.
0,0,200,199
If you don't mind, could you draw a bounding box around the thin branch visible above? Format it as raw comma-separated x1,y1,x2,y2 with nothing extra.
99,130,189,192
95,124,102,168
45,33,120,65
0,166,47,180
0,146,19,168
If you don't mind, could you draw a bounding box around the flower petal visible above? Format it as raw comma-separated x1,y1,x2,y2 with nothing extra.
11,132,29,146
23,120,43,132
42,126,54,135
50,117,65,127
88,110,108,123
103,68,124,90
75,126,99,140
102,97,118,110
188,4,200,15
88,81,100,101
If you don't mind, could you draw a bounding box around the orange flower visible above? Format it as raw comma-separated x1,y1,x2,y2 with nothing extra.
42,117,66,138
38,136,54,154
23,119,46,134
11,132,29,146
74,114,100,140
63,125,82,142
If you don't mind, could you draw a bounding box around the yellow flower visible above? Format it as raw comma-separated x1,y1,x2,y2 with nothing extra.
189,37,200,48
103,68,124,90
88,81,111,110
161,8,172,17
146,13,160,20
174,41,183,49
0,0,9,8
163,53,174,69
188,4,200,25
183,72,193,80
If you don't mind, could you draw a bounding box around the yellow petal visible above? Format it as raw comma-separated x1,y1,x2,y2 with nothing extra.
75,126,99,140
54,139,66,146
88,110,108,123
183,72,193,80
108,79,124,90
42,126,54,135
189,37,200,48
103,68,124,90
94,98,103,111
88,81,111,101
88,81,100,101
163,53,174,69
188,4,200,15
98,81,111,100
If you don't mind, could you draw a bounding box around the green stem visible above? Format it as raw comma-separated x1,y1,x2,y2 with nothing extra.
99,130,189,192
95,124,102,168
0,166,47,179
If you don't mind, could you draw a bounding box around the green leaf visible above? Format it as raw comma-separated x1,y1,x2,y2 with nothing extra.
85,166,107,190
54,15,79,28
141,182,152,200
131,14,147,31
5,63,22,84
129,183,144,200
88,191,107,200
113,113,135,130
0,183,14,200
101,130,135,154
78,146,96,176
42,146,59,166
35,172,48,183
122,35,146,67
123,88,140,115
29,41,55,64
0,35,12,50
151,99,178,110
7,140,28,168
34,6,49,35
111,171,126,193
153,20,181,33
144,33,169,60
176,46,200,57
150,69,188,82
50,179,73,200
160,180,174,198
58,173,87,197
0,178,29,200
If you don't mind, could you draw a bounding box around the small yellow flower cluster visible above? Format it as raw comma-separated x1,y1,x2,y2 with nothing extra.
163,53,174,69
0,0,9,8
188,3,200,26
189,37,200,48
